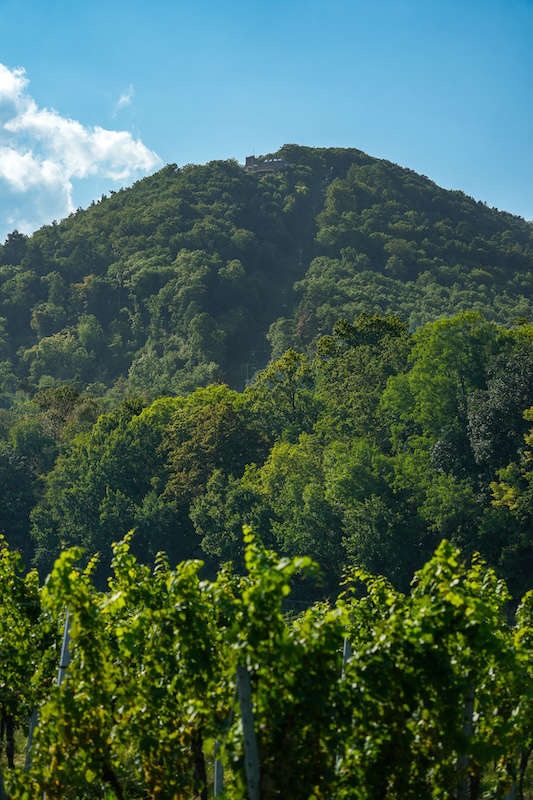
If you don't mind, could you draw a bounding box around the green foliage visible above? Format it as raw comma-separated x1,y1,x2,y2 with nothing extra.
1,145,532,582
245,348,318,440
335,541,529,800
15,311,527,604
313,313,410,439
0,145,532,411
1,148,365,404
30,386,270,579
277,156,533,352
0,145,532,796
0,441,36,559
164,386,269,503
0,537,57,769
1,535,531,799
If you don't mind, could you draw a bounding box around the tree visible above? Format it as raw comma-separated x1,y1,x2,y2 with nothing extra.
467,345,533,473
245,349,318,440
384,312,505,443
164,387,269,503
314,313,410,439
30,396,178,580
490,407,533,596
0,442,35,558
250,434,344,594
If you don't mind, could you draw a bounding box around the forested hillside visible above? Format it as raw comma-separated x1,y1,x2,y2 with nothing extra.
1,144,532,404
1,146,533,798
0,310,530,604
1,145,533,597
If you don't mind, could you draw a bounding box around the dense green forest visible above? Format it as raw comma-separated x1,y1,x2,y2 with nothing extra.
0,310,531,605
0,144,532,598
1,145,532,404
0,145,533,798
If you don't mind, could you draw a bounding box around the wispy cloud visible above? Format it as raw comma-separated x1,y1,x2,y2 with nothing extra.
0,65,161,240
113,84,135,116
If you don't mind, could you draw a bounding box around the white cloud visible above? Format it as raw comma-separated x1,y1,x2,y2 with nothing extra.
0,64,161,241
0,63,28,105
113,84,135,116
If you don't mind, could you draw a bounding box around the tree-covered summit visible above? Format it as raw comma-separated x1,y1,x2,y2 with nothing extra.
1,144,532,405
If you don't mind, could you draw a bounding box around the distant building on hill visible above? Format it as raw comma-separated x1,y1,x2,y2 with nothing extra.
244,155,287,175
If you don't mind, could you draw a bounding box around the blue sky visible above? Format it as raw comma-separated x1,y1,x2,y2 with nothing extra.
0,0,531,240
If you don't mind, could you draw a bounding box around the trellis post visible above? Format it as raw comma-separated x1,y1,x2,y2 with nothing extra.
341,636,352,676
213,739,224,797
0,770,8,800
456,683,475,800
336,635,352,771
236,664,260,800
24,708,38,772
57,610,71,686
42,610,71,800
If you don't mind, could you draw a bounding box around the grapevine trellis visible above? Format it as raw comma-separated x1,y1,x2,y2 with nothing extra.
0,530,531,800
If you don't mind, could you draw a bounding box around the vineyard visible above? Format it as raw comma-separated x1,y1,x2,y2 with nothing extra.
0,529,530,800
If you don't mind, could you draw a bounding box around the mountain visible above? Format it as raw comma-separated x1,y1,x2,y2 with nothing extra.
1,145,533,598
1,144,532,405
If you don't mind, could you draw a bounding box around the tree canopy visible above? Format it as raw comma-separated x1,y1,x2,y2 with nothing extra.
0,145,532,407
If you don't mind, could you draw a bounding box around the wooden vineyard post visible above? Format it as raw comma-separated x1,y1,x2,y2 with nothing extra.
213,687,238,797
456,683,475,800
0,770,8,800
42,610,72,800
25,610,71,775
341,636,352,677
24,708,38,772
236,664,260,800
213,739,224,797
57,610,71,686
504,781,516,800
336,636,352,771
